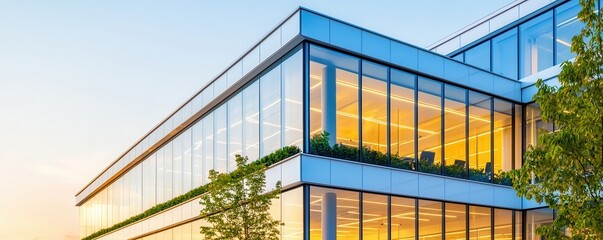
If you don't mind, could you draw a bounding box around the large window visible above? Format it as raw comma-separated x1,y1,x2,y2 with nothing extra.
492,28,518,79
228,93,243,172
390,196,415,239
362,61,388,165
556,0,583,63
417,78,443,174
526,208,554,240
309,45,360,161
469,92,492,182
444,85,467,178
261,66,282,156
214,105,228,173
494,209,513,239
445,203,467,240
494,99,513,182
465,40,491,71
520,12,554,78
283,50,303,148
390,70,416,170
243,82,260,161
362,193,389,240
309,186,360,240
418,200,442,240
469,206,491,240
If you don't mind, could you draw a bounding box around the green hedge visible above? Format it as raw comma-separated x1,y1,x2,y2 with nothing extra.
82,145,300,240
309,131,512,185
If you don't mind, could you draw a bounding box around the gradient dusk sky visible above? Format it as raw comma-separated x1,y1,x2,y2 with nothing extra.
0,1,514,239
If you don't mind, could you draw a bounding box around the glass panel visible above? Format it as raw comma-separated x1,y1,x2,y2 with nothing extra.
228,93,243,172
309,186,360,240
362,193,388,240
469,206,491,240
492,28,518,79
282,187,303,240
390,196,415,240
261,65,282,156
418,200,442,240
309,45,360,161
362,61,388,165
203,114,214,184
452,52,464,62
193,122,203,187
494,209,513,240
444,85,467,178
157,150,165,203
465,41,491,71
520,12,554,78
183,129,192,193
514,104,523,169
283,50,303,148
244,81,260,161
418,78,442,174
390,69,415,170
526,208,553,240
445,203,466,240
215,105,228,173
494,99,513,184
469,92,492,182
173,135,183,196
556,0,583,63
164,142,173,201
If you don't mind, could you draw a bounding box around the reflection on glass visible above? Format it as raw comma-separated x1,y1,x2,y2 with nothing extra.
469,206,491,240
419,200,442,240
192,123,203,187
244,82,260,161
228,93,243,172
526,208,554,240
492,28,518,79
215,105,228,173
418,78,442,174
465,40,491,71
556,0,583,63
282,188,303,240
494,209,513,240
445,203,466,240
182,129,192,193
444,85,467,178
390,196,415,240
494,99,513,176
261,66,282,156
520,12,554,78
362,61,388,165
164,142,173,201
469,92,492,182
156,150,164,204
363,193,388,240
283,50,303,148
390,70,416,169
309,45,360,160
202,114,214,184
310,186,360,240
173,135,182,196
514,105,523,169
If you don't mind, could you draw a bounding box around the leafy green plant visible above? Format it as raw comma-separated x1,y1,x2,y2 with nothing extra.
417,159,441,174
362,146,388,166
390,154,414,170
493,170,512,186
444,164,466,178
82,146,300,240
468,168,490,182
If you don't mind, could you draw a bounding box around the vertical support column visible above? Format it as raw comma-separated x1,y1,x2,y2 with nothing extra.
322,192,337,240
322,65,337,146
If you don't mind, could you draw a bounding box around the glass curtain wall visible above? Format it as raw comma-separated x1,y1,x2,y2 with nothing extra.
309,186,525,240
79,48,303,237
520,12,554,78
308,44,519,183
492,28,518,79
556,0,583,63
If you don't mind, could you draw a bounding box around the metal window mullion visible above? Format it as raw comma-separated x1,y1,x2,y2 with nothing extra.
280,63,285,151
387,195,392,240
553,8,558,65
303,185,310,240
414,76,419,170
303,43,310,153
512,210,516,240
442,202,446,240
358,60,363,162
259,78,263,158
415,199,419,240
441,84,445,175
465,90,470,178
466,205,470,240
512,104,516,169
387,67,392,167
491,208,495,240
490,98,495,183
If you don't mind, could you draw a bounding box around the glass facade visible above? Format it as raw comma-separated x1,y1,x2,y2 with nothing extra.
452,0,585,80
79,49,303,237
308,44,521,183
309,186,523,240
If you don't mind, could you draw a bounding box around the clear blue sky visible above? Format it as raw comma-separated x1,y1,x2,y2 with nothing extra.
0,1,514,239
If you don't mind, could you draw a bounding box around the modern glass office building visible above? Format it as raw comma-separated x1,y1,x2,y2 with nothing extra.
76,0,589,239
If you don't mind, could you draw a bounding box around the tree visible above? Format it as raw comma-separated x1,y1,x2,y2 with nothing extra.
510,0,603,238
199,155,282,240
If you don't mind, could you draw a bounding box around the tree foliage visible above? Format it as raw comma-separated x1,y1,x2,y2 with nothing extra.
510,0,603,238
199,155,282,240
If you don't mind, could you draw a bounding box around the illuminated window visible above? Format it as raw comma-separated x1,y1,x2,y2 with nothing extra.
362,61,388,165
445,203,466,240
390,70,416,170
444,85,467,178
